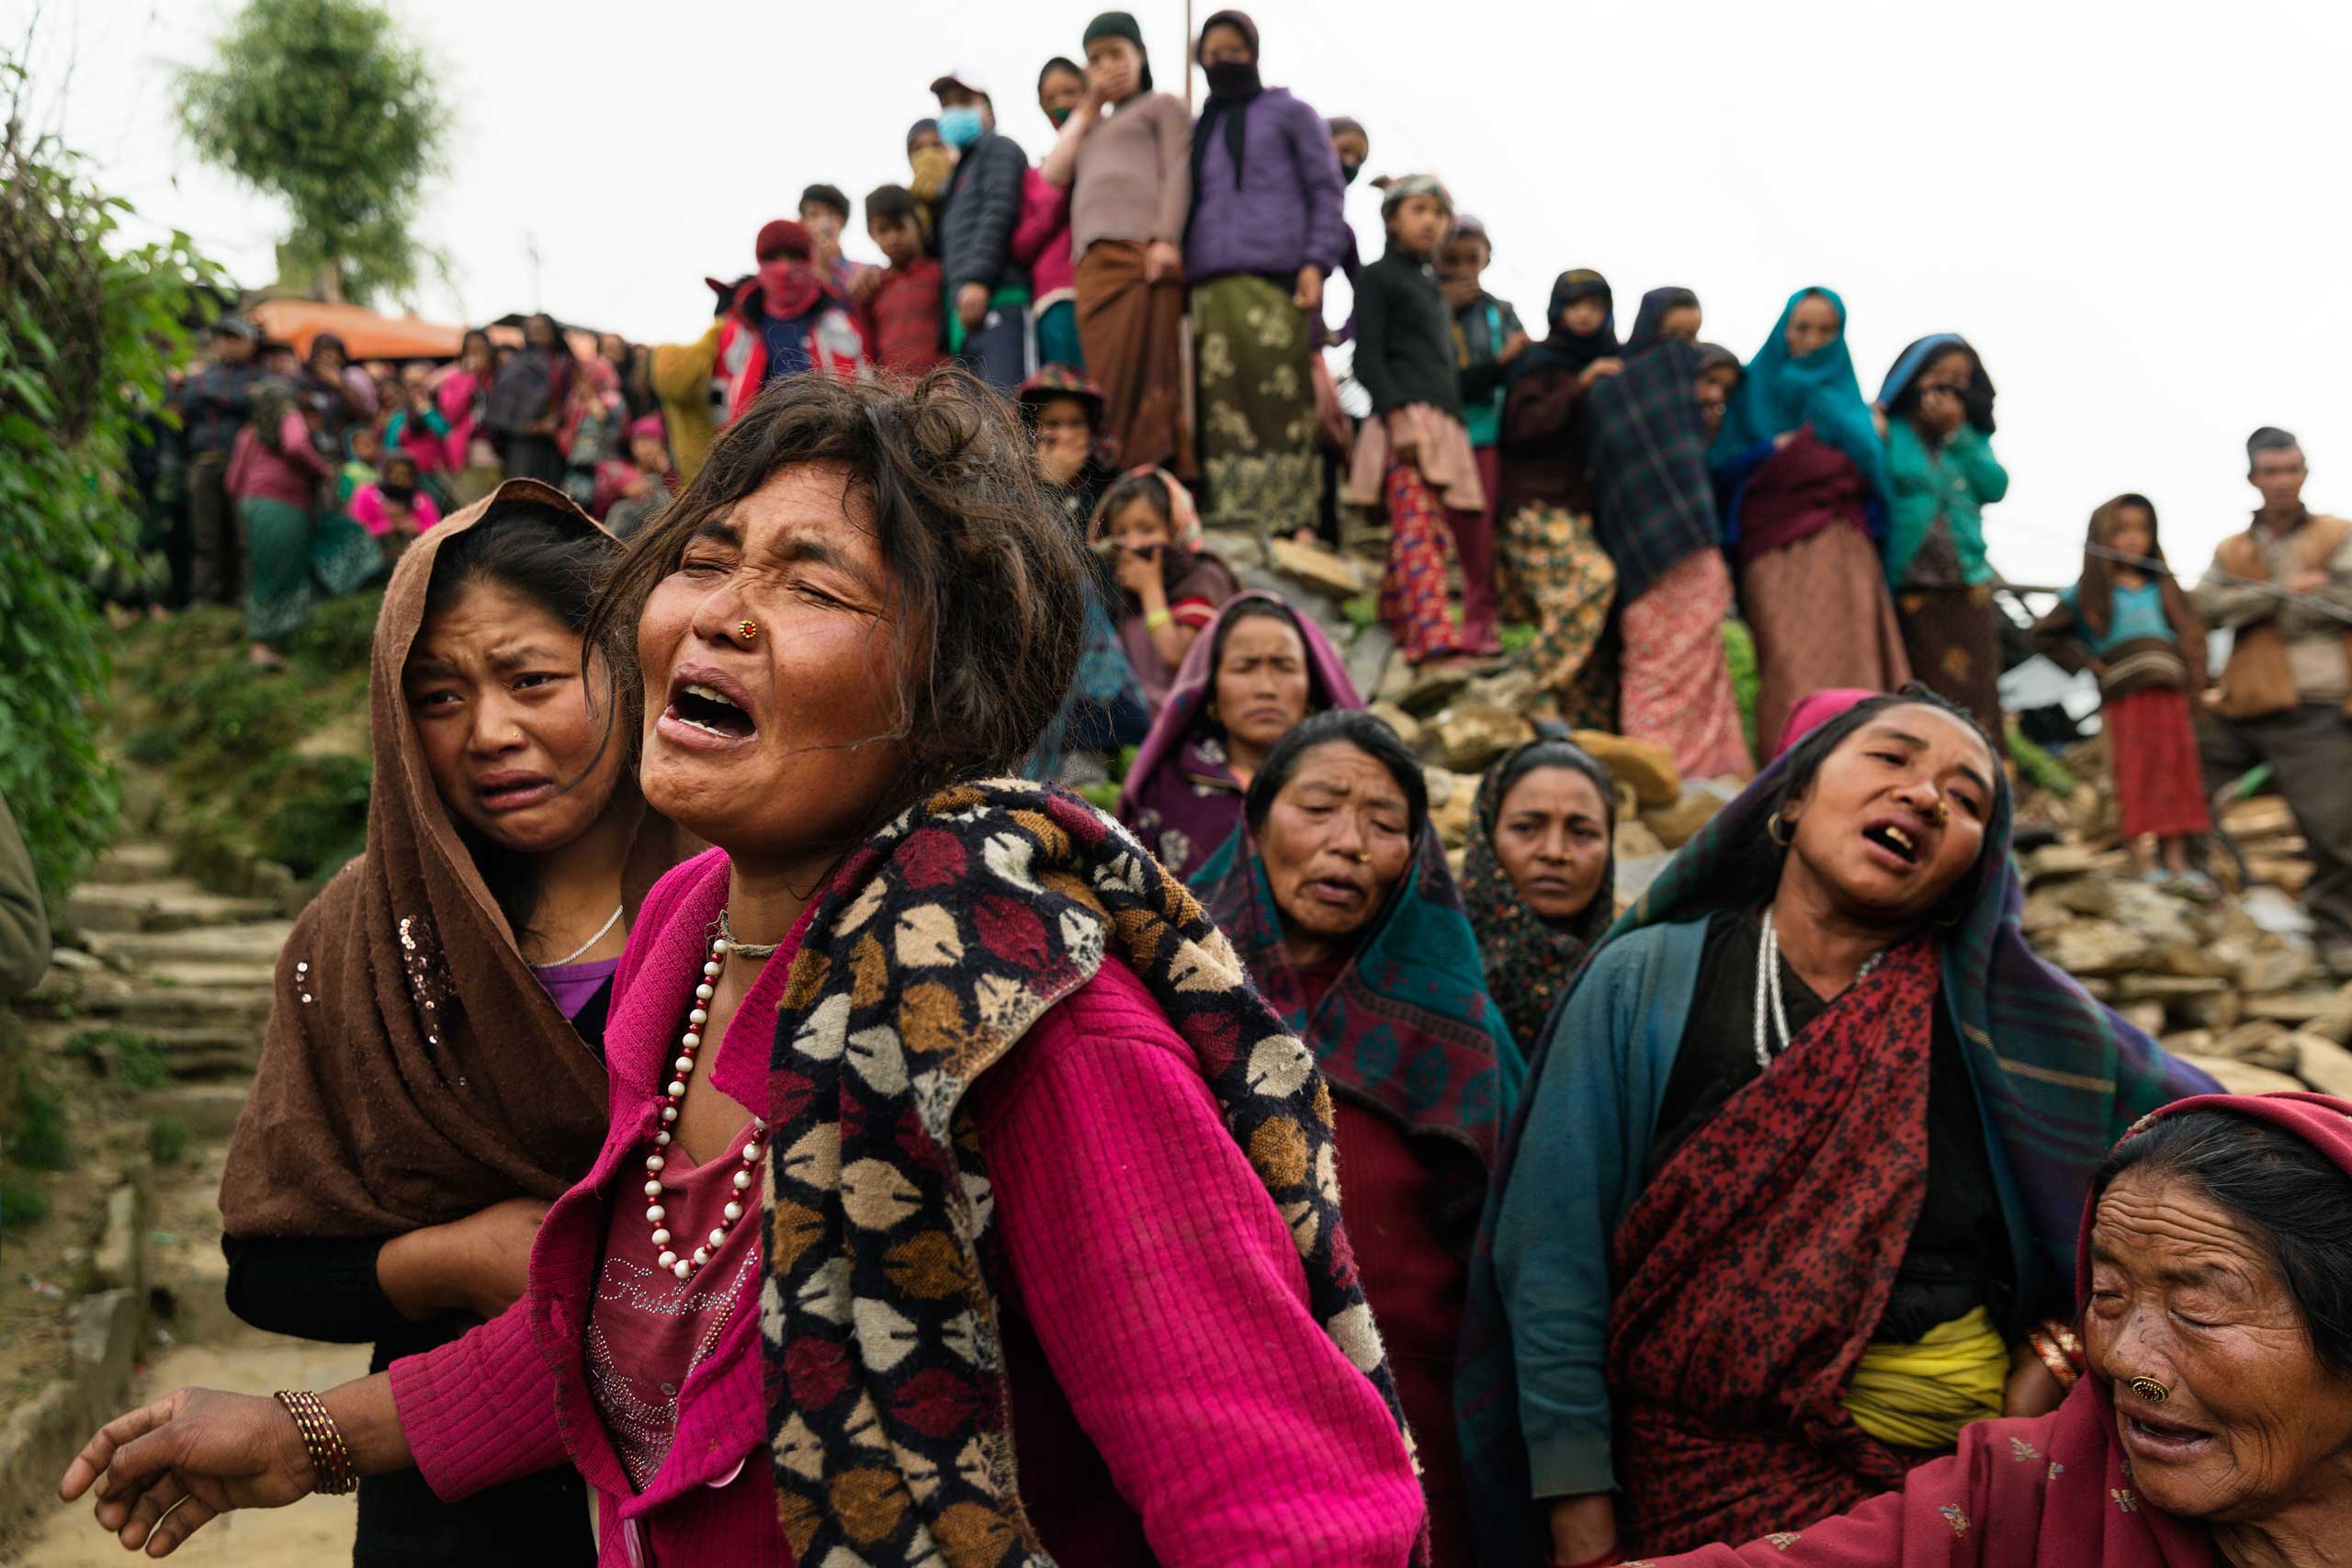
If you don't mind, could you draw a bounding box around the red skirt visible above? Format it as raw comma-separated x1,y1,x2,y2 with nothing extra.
2106,685,2212,840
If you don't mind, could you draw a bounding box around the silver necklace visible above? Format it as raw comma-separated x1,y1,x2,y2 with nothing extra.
716,907,781,960
546,905,624,967
1753,910,1885,1069
1752,910,1794,1068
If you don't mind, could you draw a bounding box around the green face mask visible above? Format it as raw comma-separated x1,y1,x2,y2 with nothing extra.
1046,106,1072,127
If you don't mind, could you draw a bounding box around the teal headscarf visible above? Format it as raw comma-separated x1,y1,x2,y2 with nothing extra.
1193,827,1523,1197
1710,285,1894,518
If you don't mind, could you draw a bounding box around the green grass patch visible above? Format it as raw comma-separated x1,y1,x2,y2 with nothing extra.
0,1171,51,1231
109,587,379,882
6,1086,70,1171
62,1027,169,1091
149,1115,191,1167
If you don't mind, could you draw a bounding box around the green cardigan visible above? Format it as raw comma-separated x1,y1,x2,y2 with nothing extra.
1882,419,2008,589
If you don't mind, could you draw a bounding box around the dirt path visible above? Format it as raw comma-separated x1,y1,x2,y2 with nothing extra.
15,1331,369,1566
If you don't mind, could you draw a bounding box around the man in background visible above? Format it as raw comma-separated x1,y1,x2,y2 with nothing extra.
2197,426,2352,976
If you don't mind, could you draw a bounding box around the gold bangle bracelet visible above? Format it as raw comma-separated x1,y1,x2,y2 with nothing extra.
274,1390,356,1495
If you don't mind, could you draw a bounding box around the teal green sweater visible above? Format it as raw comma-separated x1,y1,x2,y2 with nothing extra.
1882,420,2008,589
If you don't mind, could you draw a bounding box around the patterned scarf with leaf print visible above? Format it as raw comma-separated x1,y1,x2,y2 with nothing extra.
763,777,1417,1566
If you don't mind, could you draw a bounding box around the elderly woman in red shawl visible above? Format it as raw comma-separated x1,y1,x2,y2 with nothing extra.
1640,1091,2352,1568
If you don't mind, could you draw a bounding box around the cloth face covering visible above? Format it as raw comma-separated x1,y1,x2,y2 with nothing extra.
937,106,984,149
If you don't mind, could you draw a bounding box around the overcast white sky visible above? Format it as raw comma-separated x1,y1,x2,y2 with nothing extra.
21,0,2350,585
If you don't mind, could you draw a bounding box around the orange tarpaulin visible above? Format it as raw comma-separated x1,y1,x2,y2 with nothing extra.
248,299,466,361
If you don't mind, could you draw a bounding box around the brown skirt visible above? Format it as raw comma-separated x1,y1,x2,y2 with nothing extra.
1741,521,1913,758
1076,241,1193,477
1895,582,2007,750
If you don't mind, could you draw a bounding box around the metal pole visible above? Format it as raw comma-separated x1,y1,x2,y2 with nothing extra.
1184,0,1193,109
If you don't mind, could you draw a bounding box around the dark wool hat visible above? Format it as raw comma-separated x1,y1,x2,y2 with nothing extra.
1083,10,1144,48
754,220,812,262
1083,11,1152,90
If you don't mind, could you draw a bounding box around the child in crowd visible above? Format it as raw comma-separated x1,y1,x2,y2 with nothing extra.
1019,364,1115,530
904,119,951,245
1344,175,1493,665
595,415,674,540
1445,215,1527,516
861,185,946,377
337,423,382,505
1088,465,1239,711
1016,58,1088,370
383,378,452,503
558,359,626,511
349,452,441,562
798,182,871,299
2031,493,2215,889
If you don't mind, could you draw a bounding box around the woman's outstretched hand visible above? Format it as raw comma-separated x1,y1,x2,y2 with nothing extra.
59,1387,315,1557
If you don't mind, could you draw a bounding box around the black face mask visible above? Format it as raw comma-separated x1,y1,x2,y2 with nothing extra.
380,483,418,507
1203,60,1260,97
1340,159,1363,186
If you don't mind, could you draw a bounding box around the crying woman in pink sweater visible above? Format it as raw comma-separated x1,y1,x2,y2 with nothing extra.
62,370,1430,1567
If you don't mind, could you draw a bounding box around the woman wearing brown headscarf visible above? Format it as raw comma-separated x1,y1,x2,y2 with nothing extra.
217,480,694,1566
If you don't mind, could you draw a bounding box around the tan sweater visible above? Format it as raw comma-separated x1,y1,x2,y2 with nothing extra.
1071,91,1192,262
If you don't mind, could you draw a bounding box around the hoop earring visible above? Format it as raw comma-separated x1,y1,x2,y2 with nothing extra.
1768,811,1793,848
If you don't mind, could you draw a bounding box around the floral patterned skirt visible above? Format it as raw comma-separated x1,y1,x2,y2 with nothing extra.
1193,274,1319,537
1502,504,1617,710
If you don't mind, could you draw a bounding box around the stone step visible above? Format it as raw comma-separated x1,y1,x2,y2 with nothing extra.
144,1082,254,1143
137,1024,263,1079
136,959,279,992
66,879,277,935
77,977,273,1032
84,921,295,968
81,840,175,886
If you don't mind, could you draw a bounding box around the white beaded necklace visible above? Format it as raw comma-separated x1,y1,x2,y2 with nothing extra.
1751,909,1886,1070
641,932,767,1281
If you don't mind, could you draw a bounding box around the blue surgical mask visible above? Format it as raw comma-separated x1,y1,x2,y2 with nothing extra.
938,106,985,149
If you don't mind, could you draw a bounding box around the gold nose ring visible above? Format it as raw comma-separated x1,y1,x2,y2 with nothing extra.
737,620,759,644
2129,1375,2171,1404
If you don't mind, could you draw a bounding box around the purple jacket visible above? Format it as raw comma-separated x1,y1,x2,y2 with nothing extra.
1183,88,1348,283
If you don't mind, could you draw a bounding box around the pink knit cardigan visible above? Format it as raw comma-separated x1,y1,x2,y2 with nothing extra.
390,848,1424,1566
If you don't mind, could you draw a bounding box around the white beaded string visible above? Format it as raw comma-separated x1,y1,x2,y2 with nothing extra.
1752,908,1888,1070
643,934,767,1281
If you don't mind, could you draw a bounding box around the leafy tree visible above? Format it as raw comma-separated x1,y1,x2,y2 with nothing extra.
174,0,444,305
0,59,221,901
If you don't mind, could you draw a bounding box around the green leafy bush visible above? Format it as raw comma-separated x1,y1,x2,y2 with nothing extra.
0,60,220,902
6,1085,69,1170
260,753,375,878
0,1171,50,1231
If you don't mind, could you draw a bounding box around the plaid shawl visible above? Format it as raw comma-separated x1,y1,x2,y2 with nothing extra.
1584,336,1723,606
1193,825,1524,1193
1453,723,2216,1563
763,779,1416,1566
